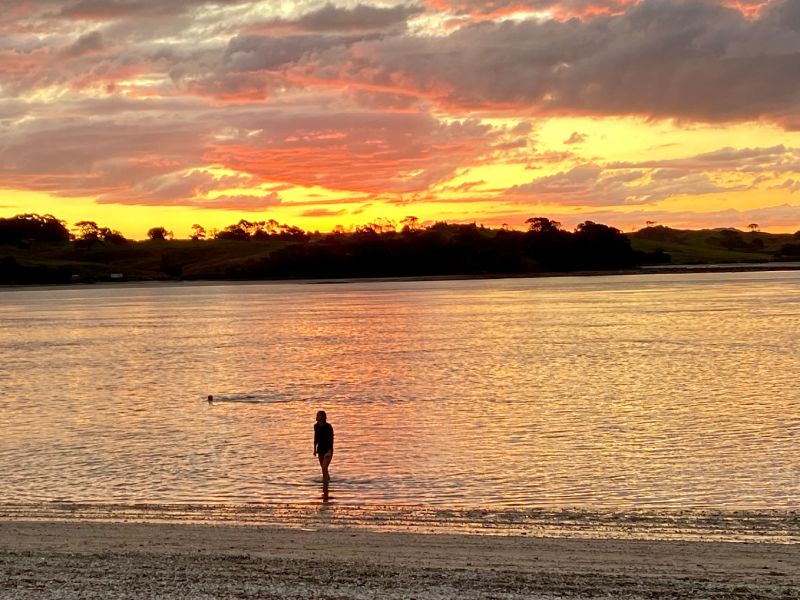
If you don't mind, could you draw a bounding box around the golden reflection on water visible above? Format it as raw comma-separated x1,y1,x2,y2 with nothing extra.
0,273,798,509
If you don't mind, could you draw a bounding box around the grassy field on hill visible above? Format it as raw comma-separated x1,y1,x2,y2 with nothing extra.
628,226,800,264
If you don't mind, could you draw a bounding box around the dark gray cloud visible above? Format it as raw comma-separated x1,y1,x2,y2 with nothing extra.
304,0,800,126
281,3,424,33
60,30,106,58
4,1,798,125
0,103,208,194
57,0,253,21
222,34,355,72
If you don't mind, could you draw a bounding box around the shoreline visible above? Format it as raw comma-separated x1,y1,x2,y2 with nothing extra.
2,515,797,599
2,501,798,544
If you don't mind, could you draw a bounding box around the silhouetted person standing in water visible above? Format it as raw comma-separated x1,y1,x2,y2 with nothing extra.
314,410,334,483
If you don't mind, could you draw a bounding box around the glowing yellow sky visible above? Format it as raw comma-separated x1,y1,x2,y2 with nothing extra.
7,116,797,239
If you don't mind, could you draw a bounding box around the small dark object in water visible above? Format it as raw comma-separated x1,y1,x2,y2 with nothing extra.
207,395,214,403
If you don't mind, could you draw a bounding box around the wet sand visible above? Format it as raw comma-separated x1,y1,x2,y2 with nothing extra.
2,516,798,599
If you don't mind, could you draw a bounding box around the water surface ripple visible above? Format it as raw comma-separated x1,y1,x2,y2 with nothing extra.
1,272,798,511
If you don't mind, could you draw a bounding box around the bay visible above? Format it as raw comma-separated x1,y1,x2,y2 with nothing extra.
1,271,798,510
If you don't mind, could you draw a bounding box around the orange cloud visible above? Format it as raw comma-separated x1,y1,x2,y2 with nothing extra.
423,0,638,21
206,114,493,194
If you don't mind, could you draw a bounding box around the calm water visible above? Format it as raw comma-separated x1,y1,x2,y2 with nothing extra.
1,272,798,510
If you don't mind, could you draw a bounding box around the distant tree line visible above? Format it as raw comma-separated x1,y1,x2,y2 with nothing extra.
7,212,800,284
213,217,653,279
0,214,128,248
1,212,666,282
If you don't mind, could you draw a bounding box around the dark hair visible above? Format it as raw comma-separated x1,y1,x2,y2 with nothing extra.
316,410,327,422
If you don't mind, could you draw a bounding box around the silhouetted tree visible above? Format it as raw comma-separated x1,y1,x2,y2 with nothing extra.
277,224,307,240
74,221,127,247
0,213,70,245
526,217,562,233
103,230,127,244
401,216,420,233
147,226,171,241
747,223,760,232
524,217,572,270
251,221,270,240
573,221,637,269
368,218,395,234
190,224,206,241
74,221,102,244
265,219,280,235
215,222,249,240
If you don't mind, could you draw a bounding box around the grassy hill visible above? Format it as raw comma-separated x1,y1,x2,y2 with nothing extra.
628,226,800,265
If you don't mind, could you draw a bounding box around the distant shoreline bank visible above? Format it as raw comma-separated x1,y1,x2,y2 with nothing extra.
3,261,800,291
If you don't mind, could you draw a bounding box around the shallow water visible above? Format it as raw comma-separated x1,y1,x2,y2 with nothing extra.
2,501,798,543
1,272,798,511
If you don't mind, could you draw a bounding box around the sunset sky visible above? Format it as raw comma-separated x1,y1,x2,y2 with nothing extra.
1,0,800,239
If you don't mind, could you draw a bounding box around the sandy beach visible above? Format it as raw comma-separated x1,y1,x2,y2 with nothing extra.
2,512,798,599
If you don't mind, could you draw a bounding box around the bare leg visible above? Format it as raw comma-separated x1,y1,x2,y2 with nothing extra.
319,451,333,483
